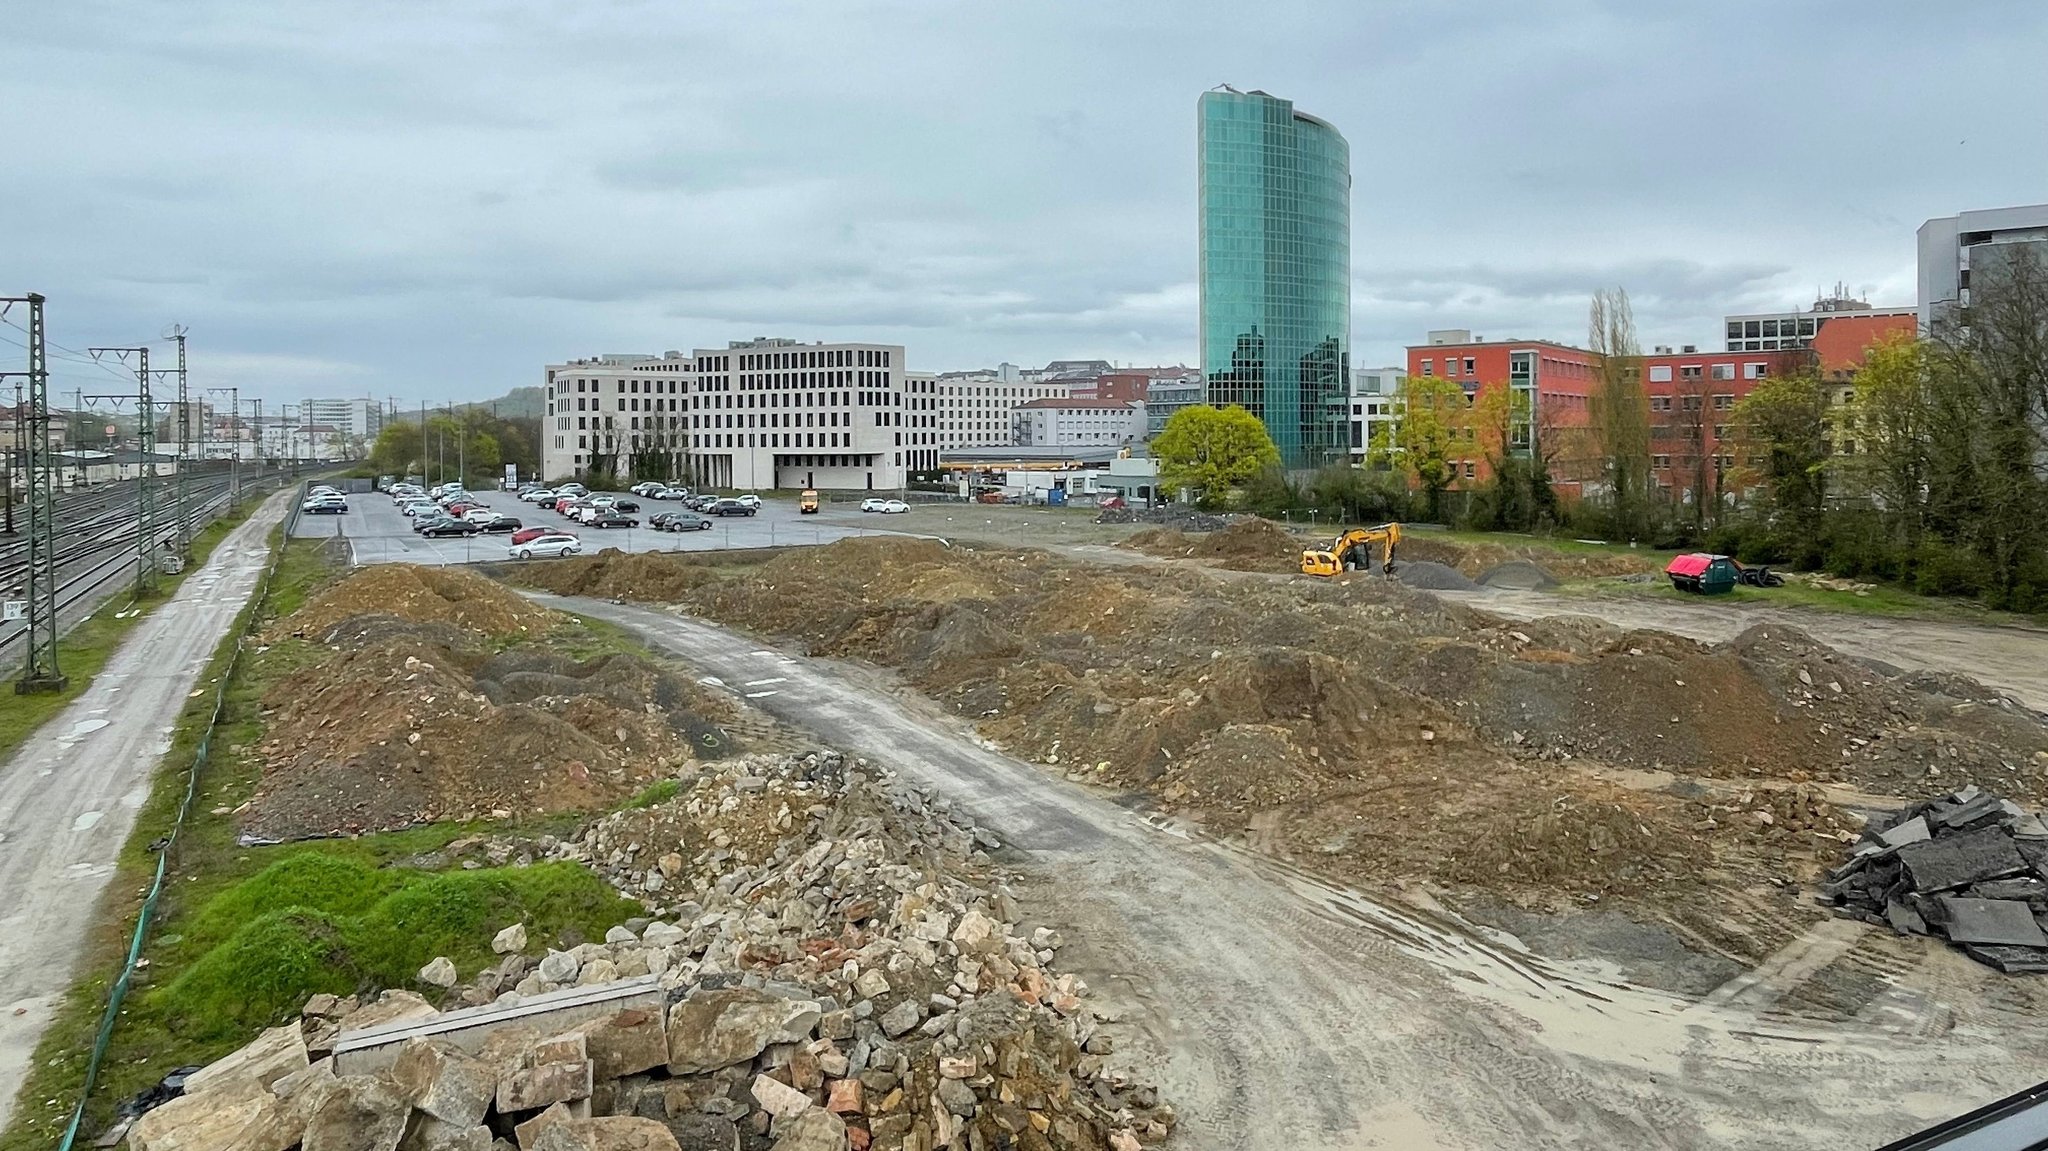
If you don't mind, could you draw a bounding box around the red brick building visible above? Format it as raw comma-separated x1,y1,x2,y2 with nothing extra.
1064,372,1149,403
1405,331,1602,490
1639,346,1813,501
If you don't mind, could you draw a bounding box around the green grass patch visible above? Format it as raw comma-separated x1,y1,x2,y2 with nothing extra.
624,778,681,810
1561,570,2042,625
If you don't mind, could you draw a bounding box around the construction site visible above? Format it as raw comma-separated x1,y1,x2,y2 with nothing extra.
11,506,2048,1151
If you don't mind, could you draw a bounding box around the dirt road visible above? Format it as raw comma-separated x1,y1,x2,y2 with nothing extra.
0,491,289,1131
560,594,2048,1150
1441,587,2048,712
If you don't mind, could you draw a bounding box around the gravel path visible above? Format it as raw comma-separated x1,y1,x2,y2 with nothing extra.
0,490,290,1131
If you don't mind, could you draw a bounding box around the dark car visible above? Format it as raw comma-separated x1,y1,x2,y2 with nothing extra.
709,498,756,517
480,515,522,533
421,517,482,537
590,513,639,529
611,499,640,513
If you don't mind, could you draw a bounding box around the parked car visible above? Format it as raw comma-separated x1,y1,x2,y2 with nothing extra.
590,513,639,529
733,494,761,510
611,499,640,513
629,481,664,497
400,500,438,517
510,534,583,559
520,488,557,504
651,487,690,501
460,508,499,524
708,498,756,517
656,513,713,532
573,506,601,524
689,495,722,512
479,515,522,533
859,498,887,513
420,517,481,538
877,500,909,514
509,525,569,546
301,499,346,515
552,497,585,514
556,483,588,497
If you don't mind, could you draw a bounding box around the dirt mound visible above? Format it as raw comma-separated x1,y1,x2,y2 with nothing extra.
276,564,562,641
1400,535,1662,580
1395,560,1481,591
1121,517,1302,572
499,548,722,600
483,533,2048,939
1478,559,1560,590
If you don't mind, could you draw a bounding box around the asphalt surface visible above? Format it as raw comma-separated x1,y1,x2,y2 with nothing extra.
555,594,2048,1150
0,488,291,1132
299,489,919,566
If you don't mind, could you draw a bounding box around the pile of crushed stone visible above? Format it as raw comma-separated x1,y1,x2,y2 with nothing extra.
1394,560,1480,591
1477,559,1560,590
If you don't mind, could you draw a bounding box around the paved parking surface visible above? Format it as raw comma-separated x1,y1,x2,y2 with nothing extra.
291,490,920,566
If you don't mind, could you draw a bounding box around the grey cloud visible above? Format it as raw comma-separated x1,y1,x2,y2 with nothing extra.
3,0,2046,401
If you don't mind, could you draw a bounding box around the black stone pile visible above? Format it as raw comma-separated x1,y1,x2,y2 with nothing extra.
1094,506,1236,531
1822,785,2048,973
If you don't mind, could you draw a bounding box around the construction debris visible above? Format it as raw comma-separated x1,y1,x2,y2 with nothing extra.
1092,505,1233,531
123,750,1170,1150
1822,785,2048,973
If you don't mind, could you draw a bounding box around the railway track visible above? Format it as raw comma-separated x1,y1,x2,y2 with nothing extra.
0,464,291,657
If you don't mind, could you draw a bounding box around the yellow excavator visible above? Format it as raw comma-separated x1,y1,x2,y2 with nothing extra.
1300,523,1401,577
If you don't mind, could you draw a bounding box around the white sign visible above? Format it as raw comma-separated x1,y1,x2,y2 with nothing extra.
2,600,24,622
504,463,517,488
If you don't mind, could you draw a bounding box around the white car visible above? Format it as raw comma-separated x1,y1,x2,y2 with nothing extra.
629,481,666,497
521,488,556,504
877,500,909,514
556,483,589,497
859,498,887,513
652,487,689,501
574,506,601,524
461,508,497,524
509,534,582,559
401,500,438,517
734,494,762,510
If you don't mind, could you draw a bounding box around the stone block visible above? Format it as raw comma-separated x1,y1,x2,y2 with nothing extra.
392,1039,497,1127
183,1024,310,1097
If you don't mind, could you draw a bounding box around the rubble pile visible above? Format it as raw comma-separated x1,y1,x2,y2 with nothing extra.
1119,518,1303,572
122,750,1171,1151
273,562,565,642
1823,785,2048,974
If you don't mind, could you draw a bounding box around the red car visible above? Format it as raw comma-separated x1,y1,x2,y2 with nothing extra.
510,526,572,546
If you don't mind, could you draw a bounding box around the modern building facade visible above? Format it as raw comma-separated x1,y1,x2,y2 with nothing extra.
1919,203,2048,330
542,352,692,483
1145,372,1205,439
1407,333,1601,486
1198,86,1351,469
301,397,386,440
1010,399,1146,448
918,369,1069,452
1347,367,1404,463
1724,292,1915,353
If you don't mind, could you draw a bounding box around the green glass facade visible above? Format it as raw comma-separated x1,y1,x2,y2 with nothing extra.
1198,88,1351,469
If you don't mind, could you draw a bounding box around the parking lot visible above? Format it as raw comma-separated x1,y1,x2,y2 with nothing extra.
289,488,921,567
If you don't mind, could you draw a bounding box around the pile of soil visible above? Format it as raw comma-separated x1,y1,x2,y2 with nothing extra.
275,564,563,641
1399,536,1661,580
244,570,744,837
1121,517,1304,572
1395,560,1481,591
494,548,722,601
495,541,2048,942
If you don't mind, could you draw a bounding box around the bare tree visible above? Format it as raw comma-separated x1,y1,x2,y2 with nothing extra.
1588,288,1653,540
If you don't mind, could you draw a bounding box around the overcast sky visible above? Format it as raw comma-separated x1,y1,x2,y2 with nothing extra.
5,0,2046,408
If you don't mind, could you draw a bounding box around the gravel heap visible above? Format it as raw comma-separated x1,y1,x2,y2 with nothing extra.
1822,784,2048,973
1093,506,1234,531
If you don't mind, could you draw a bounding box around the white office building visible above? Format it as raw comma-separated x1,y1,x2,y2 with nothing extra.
1010,399,1145,448
299,397,386,440
542,340,913,491
1348,367,1405,461
1723,291,1915,353
911,369,1070,454
1918,203,2048,330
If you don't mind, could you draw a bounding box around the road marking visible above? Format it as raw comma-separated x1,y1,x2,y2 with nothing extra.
745,690,781,699
743,677,787,686
751,650,778,657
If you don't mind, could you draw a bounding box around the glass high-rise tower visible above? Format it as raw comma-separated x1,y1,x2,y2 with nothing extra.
1198,86,1351,469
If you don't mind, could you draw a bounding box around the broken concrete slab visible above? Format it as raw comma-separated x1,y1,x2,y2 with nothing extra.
497,1058,595,1112
1885,899,1930,936
1964,944,2048,974
126,1078,296,1151
1878,816,1931,848
1936,897,2048,947
1897,827,2028,892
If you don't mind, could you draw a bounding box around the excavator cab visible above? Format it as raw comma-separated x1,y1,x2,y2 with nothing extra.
1299,523,1401,577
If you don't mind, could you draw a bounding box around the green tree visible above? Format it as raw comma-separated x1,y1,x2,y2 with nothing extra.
1588,287,1653,540
1467,383,1557,531
1151,404,1280,505
1732,369,1830,553
1839,333,1932,548
1371,373,1466,522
